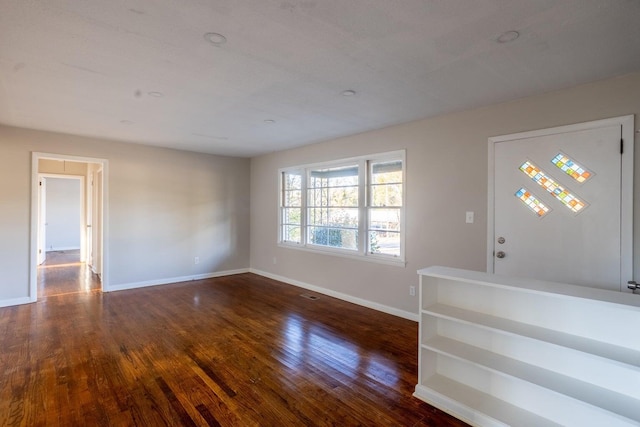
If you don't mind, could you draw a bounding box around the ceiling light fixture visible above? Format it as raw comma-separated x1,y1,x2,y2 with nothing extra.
264,119,276,124
204,32,227,46
341,89,356,97
496,30,520,44
148,91,164,97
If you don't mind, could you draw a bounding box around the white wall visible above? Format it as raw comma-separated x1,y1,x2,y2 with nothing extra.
250,72,640,318
0,126,251,304
45,177,81,251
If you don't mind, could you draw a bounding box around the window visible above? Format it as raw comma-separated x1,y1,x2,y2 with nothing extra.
279,151,405,264
308,164,359,250
281,170,302,244
368,160,403,256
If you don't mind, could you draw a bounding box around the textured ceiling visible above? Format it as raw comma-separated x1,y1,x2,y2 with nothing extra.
1,0,640,157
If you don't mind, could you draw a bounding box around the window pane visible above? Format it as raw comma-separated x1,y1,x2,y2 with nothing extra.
308,227,358,250
371,161,402,184
308,207,359,227
282,208,301,225
327,186,358,206
283,225,301,243
284,190,301,207
370,160,402,207
284,172,302,189
306,164,359,251
369,208,401,231
281,170,303,244
370,183,402,207
283,171,302,205
369,231,400,256
368,159,403,257
307,188,323,207
307,187,358,208
309,165,358,188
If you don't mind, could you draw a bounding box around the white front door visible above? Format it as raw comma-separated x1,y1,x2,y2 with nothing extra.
489,116,634,292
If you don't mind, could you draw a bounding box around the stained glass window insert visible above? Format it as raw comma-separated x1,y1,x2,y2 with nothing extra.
519,161,587,213
551,153,592,183
515,188,550,217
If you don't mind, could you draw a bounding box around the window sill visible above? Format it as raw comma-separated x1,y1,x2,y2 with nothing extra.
278,242,406,267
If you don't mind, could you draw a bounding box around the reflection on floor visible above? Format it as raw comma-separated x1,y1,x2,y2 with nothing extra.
0,273,470,426
37,250,101,297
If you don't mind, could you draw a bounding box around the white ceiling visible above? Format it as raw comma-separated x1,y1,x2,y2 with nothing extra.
1,1,640,157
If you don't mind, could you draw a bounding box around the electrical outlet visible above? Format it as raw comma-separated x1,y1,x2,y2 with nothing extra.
194,256,199,264
465,211,474,224
409,285,416,296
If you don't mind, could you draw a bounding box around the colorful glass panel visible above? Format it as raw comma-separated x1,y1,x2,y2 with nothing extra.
551,152,592,183
519,161,587,213
515,188,550,217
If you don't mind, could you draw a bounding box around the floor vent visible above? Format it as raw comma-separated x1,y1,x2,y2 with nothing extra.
300,293,319,300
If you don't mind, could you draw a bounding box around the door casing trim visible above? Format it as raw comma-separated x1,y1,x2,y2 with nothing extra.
30,152,109,301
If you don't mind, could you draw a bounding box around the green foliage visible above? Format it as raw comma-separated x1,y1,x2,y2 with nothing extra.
369,232,380,253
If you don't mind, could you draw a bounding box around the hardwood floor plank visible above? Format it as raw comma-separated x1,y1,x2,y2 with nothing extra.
185,348,237,398
0,272,469,426
155,376,198,427
196,403,222,427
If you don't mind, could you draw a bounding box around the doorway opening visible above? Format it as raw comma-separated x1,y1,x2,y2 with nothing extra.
30,153,109,300
37,174,100,297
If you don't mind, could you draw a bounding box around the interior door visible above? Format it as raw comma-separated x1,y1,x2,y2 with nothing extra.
86,171,93,267
37,177,47,265
94,168,103,278
492,124,625,291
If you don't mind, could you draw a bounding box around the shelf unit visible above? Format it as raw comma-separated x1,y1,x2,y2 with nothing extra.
414,266,640,427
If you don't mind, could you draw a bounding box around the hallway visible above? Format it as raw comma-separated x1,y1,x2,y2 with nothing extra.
37,250,101,297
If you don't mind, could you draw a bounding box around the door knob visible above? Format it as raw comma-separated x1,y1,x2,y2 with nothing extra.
496,251,506,259
628,281,639,291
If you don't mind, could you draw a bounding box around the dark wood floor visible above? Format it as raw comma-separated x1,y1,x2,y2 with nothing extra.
1,271,468,426
37,250,101,297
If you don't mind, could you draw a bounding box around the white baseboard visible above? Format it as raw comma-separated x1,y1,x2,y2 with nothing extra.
0,296,35,308
106,268,250,293
250,268,418,322
2,269,417,321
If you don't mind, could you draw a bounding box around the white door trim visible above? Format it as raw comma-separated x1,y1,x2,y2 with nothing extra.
30,152,110,301
487,115,634,289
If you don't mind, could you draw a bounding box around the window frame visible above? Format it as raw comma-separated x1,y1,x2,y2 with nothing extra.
278,150,406,266
280,168,304,245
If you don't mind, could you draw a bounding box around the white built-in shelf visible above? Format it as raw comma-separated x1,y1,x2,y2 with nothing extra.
422,336,639,423
415,266,640,427
422,303,640,369
418,266,640,309
417,375,560,427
